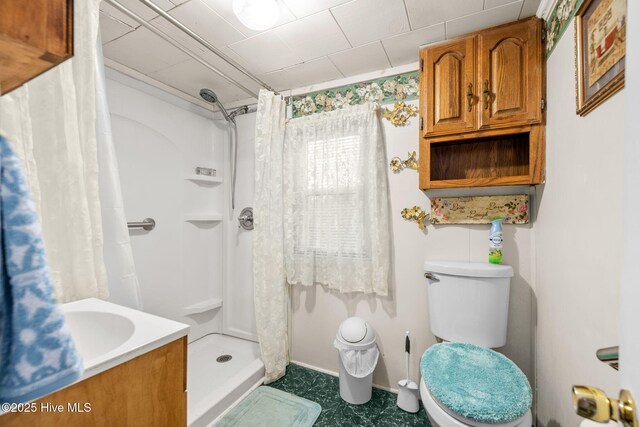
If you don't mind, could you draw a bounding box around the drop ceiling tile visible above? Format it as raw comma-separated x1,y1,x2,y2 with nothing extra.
260,57,343,91
445,1,524,38
484,0,519,9
281,0,351,19
200,50,266,94
200,0,296,37
165,0,245,48
381,23,445,66
404,0,483,30
149,58,256,102
107,0,176,22
149,16,208,56
328,42,391,77
330,0,411,47
520,0,542,17
100,11,135,44
274,11,350,62
228,31,302,74
100,2,141,28
103,27,191,74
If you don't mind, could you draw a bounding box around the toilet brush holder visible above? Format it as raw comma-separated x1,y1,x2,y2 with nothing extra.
397,380,420,413
397,332,420,413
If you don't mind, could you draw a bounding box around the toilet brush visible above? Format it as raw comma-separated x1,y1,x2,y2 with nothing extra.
397,331,419,413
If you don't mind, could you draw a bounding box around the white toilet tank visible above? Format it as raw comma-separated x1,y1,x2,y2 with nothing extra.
424,261,514,348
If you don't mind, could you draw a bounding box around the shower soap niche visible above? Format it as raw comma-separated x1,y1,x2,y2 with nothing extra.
183,298,222,315
185,175,223,184
184,214,223,223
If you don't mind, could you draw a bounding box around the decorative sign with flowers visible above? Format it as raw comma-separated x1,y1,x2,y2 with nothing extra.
545,0,584,57
430,195,529,225
291,71,419,118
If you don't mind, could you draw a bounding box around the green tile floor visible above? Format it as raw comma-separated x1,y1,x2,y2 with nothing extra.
267,364,431,427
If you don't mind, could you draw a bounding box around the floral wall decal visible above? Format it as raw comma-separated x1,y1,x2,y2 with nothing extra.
382,101,418,126
390,151,418,173
291,71,419,118
401,206,429,231
545,0,584,57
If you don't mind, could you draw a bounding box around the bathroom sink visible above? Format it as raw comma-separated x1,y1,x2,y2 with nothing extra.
64,310,135,362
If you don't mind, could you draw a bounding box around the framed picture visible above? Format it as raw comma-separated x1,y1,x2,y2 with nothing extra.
575,0,626,116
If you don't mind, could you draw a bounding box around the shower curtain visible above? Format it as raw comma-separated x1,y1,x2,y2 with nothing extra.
253,90,288,383
95,37,142,310
0,0,109,302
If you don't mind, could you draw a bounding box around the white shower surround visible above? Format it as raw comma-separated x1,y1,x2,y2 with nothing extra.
103,70,265,425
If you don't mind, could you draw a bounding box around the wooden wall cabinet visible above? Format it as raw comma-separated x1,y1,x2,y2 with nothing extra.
2,337,187,427
419,17,545,190
0,0,74,95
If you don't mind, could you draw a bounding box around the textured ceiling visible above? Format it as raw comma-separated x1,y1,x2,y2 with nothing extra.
100,0,541,106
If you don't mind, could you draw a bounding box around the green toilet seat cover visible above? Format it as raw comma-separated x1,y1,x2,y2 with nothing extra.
421,343,532,424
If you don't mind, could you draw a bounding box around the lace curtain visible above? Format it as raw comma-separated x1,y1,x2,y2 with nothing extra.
253,90,289,383
0,0,109,302
284,102,391,296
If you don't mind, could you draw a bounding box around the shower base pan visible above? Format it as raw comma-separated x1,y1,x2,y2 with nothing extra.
187,333,264,427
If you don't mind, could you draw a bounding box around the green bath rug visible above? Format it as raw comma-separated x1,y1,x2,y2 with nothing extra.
217,386,321,427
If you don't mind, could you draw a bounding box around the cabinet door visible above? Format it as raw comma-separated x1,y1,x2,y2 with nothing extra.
422,36,476,136
0,0,73,95
478,18,543,129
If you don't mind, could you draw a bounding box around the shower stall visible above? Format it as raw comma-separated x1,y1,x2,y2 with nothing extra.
105,71,262,426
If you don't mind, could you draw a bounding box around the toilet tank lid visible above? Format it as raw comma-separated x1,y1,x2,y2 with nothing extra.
424,261,513,278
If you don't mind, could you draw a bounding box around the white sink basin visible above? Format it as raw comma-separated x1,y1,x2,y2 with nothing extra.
64,310,135,363
61,298,189,381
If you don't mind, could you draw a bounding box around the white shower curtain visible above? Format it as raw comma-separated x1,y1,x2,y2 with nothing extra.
0,0,109,302
95,37,142,310
253,90,289,383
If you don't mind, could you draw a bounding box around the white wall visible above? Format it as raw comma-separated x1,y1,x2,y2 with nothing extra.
534,25,624,426
289,99,536,392
105,71,226,341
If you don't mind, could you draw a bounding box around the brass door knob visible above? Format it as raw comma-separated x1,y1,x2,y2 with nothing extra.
572,386,637,427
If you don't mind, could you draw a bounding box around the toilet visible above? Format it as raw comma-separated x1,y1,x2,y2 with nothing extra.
420,261,533,427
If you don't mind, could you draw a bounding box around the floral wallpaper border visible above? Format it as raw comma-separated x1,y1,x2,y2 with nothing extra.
291,71,419,118
545,0,584,57
430,195,530,225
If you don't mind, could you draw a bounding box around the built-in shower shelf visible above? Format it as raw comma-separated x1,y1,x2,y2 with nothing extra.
185,175,223,184
183,298,222,315
184,214,223,223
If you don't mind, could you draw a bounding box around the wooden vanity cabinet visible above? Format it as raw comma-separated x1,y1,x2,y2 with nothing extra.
419,17,545,190
2,337,187,427
0,0,74,95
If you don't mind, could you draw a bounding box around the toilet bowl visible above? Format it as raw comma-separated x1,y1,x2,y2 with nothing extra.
420,378,532,427
421,262,533,426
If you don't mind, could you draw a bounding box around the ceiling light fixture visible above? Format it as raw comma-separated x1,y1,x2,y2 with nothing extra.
232,0,280,31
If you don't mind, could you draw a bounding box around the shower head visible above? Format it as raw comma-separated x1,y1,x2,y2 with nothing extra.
199,88,233,122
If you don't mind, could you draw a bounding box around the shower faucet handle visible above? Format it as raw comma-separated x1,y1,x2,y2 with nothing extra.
238,207,254,230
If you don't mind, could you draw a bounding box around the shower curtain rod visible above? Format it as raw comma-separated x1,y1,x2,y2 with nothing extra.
102,0,277,99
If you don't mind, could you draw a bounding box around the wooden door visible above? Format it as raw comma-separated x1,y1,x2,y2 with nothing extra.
422,36,476,136
477,18,543,129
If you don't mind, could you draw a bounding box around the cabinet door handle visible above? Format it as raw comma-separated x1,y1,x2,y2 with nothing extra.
483,80,490,110
466,83,473,112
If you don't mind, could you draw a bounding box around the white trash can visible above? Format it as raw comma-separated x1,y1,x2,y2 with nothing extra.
334,317,379,405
